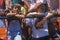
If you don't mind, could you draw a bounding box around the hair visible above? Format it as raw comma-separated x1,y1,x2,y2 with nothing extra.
12,6,21,12
19,2,24,6
5,9,10,13
37,4,48,12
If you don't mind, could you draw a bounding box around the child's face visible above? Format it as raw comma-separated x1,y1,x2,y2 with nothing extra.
13,6,18,13
38,8,42,13
38,8,45,13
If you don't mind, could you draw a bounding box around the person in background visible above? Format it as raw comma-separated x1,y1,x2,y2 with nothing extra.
0,0,5,11
0,0,7,28
23,0,48,12
0,10,7,28
5,0,12,10
47,0,59,11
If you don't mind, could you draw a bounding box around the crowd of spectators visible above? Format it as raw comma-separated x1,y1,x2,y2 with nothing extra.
0,0,59,40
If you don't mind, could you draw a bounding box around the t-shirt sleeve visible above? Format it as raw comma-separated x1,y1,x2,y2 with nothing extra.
21,7,26,15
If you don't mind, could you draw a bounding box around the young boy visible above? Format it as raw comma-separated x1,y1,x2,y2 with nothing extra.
7,4,23,40
25,4,49,40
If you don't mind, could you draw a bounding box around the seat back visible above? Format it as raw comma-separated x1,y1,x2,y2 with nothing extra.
0,28,7,40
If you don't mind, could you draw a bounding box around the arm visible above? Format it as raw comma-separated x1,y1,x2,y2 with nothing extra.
48,10,60,17
57,9,60,15
33,2,43,10
28,2,42,12
36,12,54,28
28,0,46,12
15,14,25,18
22,0,30,10
7,13,16,16
36,10,60,28
27,12,42,16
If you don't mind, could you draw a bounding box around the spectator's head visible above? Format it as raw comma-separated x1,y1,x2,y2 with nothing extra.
37,4,47,13
12,3,21,10
12,3,21,13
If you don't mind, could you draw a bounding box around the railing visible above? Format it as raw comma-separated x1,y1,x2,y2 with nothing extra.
0,15,60,40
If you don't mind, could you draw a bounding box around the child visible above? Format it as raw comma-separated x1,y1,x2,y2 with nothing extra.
7,4,23,40
25,4,49,40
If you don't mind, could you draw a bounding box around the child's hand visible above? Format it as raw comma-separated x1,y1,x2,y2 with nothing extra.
7,13,16,17
46,12,53,19
15,14,25,18
36,18,46,29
